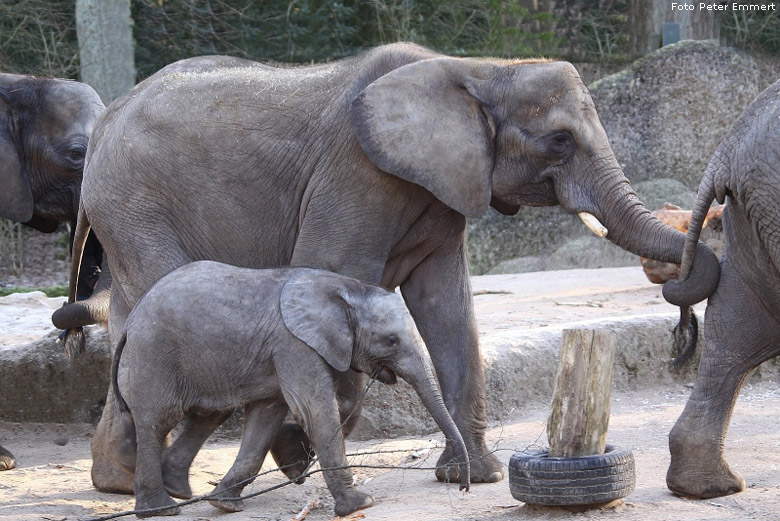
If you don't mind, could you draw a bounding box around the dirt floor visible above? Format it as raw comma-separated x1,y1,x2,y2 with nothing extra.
0,382,778,521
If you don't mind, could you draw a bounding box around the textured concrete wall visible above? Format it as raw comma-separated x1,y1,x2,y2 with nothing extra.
0,328,109,424
1,301,778,439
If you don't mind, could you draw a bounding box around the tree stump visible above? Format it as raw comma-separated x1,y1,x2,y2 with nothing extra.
510,328,635,506
547,329,617,458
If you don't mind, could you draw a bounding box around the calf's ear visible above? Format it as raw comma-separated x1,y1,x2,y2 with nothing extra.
280,269,356,372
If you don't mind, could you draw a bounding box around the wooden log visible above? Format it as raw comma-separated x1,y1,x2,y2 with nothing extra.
547,329,617,458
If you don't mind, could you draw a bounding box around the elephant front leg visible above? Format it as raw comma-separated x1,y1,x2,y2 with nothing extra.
163,408,234,499
275,360,373,517
303,405,373,517
0,443,16,470
400,241,503,484
209,402,287,513
269,370,366,484
667,259,780,498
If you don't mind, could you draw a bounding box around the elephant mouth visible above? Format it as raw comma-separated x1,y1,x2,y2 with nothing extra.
492,180,558,211
371,365,397,385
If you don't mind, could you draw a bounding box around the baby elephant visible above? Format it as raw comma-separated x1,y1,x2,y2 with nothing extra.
112,261,469,517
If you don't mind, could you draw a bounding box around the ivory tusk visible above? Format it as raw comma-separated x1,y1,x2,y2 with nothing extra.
578,212,608,238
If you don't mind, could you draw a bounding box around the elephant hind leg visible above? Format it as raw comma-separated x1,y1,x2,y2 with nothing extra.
91,290,135,494
269,421,312,484
667,257,780,498
0,443,16,471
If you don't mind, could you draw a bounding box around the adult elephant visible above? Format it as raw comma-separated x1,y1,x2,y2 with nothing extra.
66,44,720,494
0,73,104,470
663,80,780,499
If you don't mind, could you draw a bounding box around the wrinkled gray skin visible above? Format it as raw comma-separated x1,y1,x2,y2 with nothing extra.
112,262,469,517
0,73,104,471
663,80,780,499
69,44,720,493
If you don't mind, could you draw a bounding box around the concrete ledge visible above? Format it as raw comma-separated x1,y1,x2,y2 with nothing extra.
358,312,693,438
2,268,778,438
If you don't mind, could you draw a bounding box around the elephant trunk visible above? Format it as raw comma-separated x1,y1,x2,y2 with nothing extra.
396,350,470,490
51,281,111,329
565,153,720,306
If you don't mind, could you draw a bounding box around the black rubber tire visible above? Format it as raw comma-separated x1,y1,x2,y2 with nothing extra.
508,445,636,506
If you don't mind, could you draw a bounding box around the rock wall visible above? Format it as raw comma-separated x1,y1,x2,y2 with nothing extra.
467,40,761,275
591,39,760,190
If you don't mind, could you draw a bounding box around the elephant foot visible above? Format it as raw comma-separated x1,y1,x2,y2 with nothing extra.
269,422,313,484
91,456,135,494
333,489,374,517
137,505,181,518
135,492,180,518
208,485,245,512
0,445,16,470
435,444,503,484
91,409,136,494
162,468,193,500
667,419,746,499
209,496,245,513
666,460,745,499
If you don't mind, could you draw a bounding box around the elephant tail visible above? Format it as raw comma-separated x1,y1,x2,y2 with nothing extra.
111,329,139,471
52,202,93,358
662,169,720,306
69,202,91,304
663,167,720,369
111,329,131,415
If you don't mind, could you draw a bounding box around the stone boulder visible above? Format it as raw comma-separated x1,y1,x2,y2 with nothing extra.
590,39,760,190
0,327,110,424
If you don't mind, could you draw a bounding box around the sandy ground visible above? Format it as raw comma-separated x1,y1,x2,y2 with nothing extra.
1,383,779,521
0,267,778,520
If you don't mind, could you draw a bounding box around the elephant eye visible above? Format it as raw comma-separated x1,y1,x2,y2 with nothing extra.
64,143,87,165
551,132,570,147
547,131,573,158
384,334,399,347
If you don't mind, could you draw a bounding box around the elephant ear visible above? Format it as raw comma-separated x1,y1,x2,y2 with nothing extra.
350,58,494,218
280,269,357,372
0,87,33,223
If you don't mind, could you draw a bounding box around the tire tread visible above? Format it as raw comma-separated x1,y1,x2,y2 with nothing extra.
508,445,636,506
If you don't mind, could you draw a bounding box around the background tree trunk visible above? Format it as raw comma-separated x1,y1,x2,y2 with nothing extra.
629,0,720,56
75,0,135,103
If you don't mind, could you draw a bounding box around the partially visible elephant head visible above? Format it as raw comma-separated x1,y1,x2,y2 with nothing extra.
351,55,720,298
0,73,104,230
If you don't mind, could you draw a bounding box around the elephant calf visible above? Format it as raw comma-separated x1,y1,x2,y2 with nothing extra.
111,261,469,517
